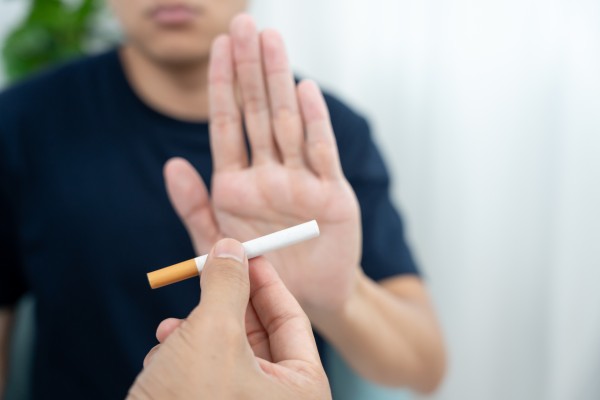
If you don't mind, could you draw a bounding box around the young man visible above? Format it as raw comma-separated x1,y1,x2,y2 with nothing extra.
0,1,445,398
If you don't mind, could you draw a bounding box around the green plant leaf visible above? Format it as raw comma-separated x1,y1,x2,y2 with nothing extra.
2,0,101,81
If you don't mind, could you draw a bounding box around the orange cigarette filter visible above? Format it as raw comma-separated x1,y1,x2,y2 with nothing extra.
147,259,198,289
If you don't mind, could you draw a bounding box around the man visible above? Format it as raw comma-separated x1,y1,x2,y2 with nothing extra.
0,1,445,398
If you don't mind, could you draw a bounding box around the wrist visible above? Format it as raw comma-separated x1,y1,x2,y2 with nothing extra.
306,268,368,334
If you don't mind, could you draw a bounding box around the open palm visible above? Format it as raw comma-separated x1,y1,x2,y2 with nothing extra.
165,15,361,311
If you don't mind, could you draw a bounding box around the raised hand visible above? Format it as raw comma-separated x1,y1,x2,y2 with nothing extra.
164,14,361,313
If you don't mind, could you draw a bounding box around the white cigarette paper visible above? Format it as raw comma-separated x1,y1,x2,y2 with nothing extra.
147,220,320,289
193,220,320,272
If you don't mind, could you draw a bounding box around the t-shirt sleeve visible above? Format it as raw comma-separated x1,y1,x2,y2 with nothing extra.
0,121,27,307
332,103,420,282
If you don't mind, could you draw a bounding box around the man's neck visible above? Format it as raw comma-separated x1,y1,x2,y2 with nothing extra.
120,46,210,122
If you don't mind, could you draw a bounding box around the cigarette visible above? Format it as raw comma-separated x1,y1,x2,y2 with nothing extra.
147,220,320,289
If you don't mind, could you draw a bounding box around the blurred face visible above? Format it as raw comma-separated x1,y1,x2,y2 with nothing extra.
109,0,247,66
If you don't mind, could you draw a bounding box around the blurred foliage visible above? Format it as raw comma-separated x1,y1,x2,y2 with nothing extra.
2,0,101,82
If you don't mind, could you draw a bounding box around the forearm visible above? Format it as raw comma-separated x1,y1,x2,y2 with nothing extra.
0,308,14,397
309,270,446,393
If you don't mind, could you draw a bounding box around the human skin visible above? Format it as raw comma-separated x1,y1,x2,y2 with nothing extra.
127,239,331,400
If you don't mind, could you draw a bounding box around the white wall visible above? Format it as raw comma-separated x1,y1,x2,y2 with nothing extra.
0,1,28,86
2,1,600,399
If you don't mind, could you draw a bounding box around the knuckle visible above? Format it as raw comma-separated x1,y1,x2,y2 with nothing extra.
211,111,242,131
243,97,268,114
204,314,245,341
208,258,248,282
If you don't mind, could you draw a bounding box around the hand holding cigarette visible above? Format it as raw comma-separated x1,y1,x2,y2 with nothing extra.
128,239,331,400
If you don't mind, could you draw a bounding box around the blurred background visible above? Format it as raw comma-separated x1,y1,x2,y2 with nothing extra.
1,0,599,399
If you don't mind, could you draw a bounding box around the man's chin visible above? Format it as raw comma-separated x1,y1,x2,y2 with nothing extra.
134,42,211,69
157,53,209,68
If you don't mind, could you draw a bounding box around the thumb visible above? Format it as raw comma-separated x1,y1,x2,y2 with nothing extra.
195,239,250,322
164,157,222,255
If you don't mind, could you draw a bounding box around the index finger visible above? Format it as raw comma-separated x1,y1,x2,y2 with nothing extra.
209,35,248,172
249,257,321,364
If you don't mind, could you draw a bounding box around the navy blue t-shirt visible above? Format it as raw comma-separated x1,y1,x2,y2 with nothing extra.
0,49,419,399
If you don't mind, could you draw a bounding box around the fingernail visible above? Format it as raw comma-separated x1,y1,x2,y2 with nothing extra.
214,239,245,263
